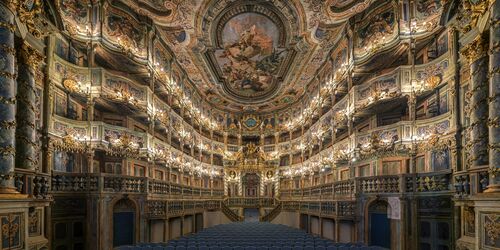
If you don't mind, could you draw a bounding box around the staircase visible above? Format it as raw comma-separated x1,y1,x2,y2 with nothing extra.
221,200,243,222
260,202,282,222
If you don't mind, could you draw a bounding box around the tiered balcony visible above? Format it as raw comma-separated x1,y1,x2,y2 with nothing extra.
280,111,453,172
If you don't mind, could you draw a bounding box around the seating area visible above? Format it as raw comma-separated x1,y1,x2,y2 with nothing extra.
117,222,386,249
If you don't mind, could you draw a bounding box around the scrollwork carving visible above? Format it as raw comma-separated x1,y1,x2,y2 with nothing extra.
461,35,489,64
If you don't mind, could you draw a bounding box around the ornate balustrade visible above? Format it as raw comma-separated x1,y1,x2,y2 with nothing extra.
50,115,220,173
357,175,401,193
333,180,355,197
51,172,224,198
51,172,99,192
147,199,224,219
320,201,336,216
453,167,489,198
14,169,52,200
279,200,355,219
224,197,277,208
405,171,452,193
280,171,453,200
103,174,146,193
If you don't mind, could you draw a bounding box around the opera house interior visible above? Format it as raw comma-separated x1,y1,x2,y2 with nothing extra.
0,0,499,249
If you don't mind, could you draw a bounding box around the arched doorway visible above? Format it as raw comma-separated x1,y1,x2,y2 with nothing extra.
368,200,391,248
113,198,136,247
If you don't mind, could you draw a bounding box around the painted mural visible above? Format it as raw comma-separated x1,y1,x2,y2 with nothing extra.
415,0,442,18
431,149,449,171
54,151,75,172
58,0,89,34
104,5,146,57
215,13,287,99
355,5,396,52
437,31,449,57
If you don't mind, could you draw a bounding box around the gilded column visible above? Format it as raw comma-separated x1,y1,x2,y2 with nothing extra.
15,42,42,170
462,35,489,168
0,2,18,192
486,0,500,192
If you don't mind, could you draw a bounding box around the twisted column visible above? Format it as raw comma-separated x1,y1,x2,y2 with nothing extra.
0,2,18,192
462,35,489,168
15,42,42,170
486,1,500,192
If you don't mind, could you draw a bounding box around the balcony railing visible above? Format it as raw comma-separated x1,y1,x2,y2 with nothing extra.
280,171,453,200
453,166,489,198
224,197,277,208
14,169,52,201
51,172,224,198
146,199,222,218
277,200,356,219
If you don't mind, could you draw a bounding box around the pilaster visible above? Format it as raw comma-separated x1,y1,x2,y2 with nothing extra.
0,2,18,193
485,0,500,192
461,35,489,168
15,42,43,170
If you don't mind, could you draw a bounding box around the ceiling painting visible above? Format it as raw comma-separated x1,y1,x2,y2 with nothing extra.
214,13,287,101
56,0,90,35
52,0,450,134
354,3,398,60
103,2,147,59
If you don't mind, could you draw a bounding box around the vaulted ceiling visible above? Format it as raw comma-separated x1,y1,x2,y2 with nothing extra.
118,0,356,113
54,0,447,130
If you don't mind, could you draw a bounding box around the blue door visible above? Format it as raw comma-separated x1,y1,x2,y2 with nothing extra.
113,212,134,247
370,212,390,248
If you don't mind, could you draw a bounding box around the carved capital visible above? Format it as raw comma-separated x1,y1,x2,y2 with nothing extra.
461,35,489,64
16,0,44,38
18,42,44,72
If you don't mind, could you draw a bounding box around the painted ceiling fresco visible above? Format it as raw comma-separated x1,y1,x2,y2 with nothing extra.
55,0,448,119
214,13,286,101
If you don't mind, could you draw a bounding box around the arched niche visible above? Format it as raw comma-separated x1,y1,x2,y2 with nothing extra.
112,198,137,247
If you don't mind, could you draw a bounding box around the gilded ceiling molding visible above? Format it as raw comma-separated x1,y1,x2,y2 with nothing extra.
56,0,90,36
353,1,399,61
119,0,201,28
102,2,148,59
326,0,376,22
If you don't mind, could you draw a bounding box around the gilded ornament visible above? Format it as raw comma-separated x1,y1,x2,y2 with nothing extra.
16,0,44,38
18,43,44,71
5,0,19,12
0,96,15,105
488,117,500,128
1,214,20,247
62,78,81,93
52,134,88,153
0,21,16,32
461,35,488,63
0,120,16,129
0,146,15,157
0,71,16,79
0,44,15,56
489,166,500,178
484,214,500,246
425,75,441,89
